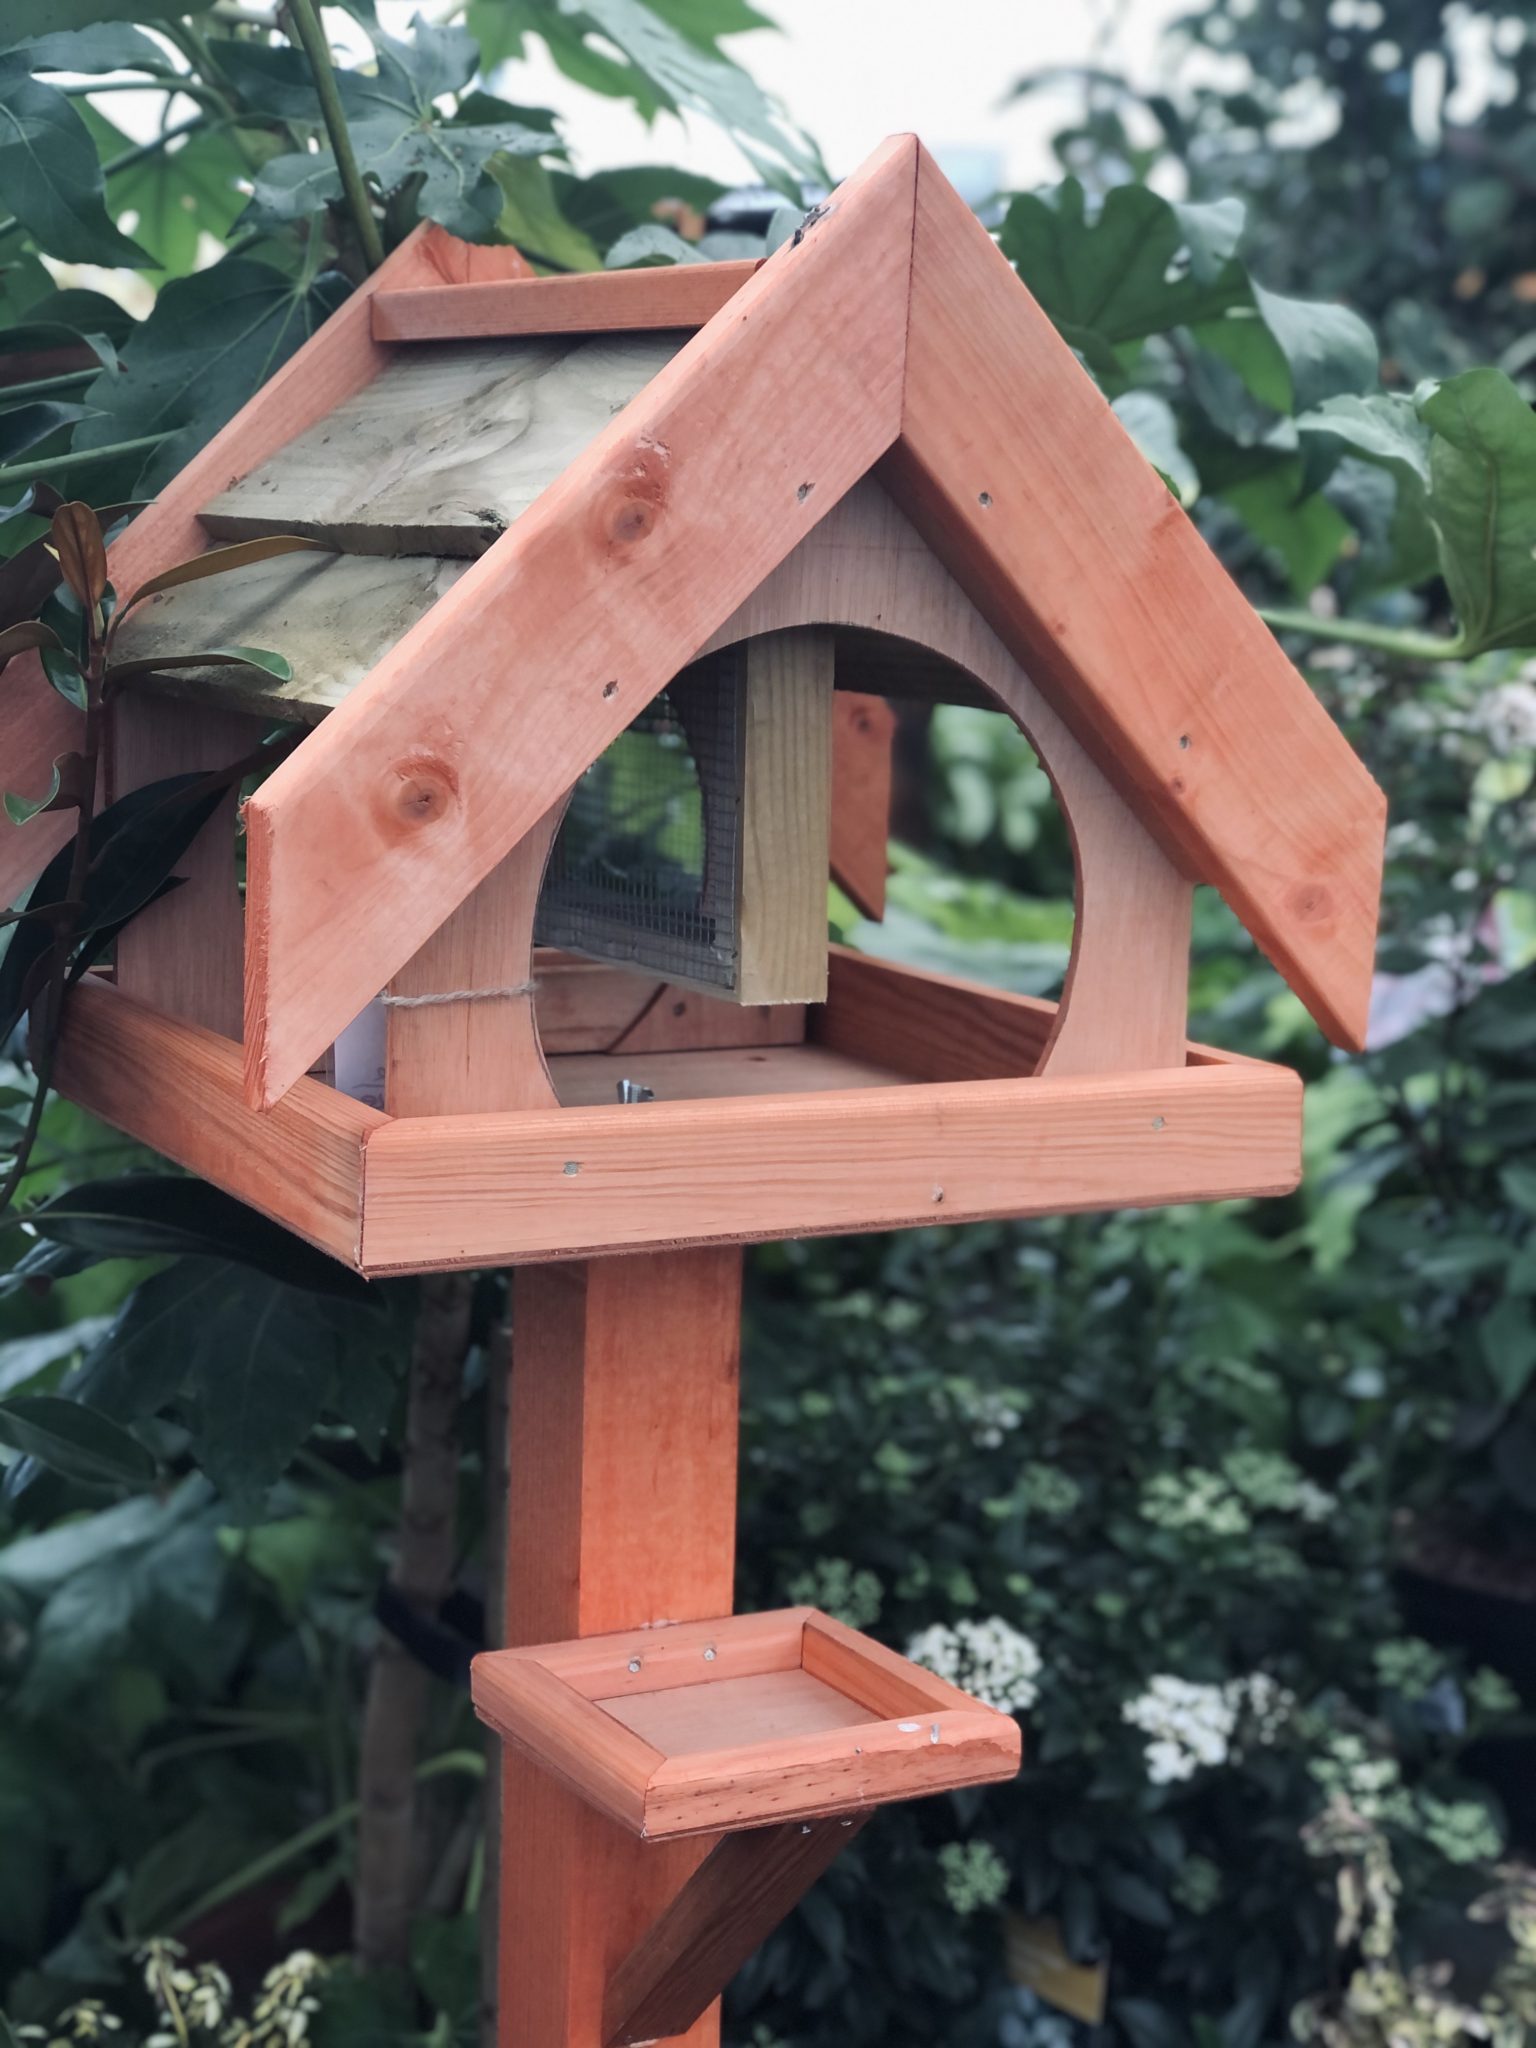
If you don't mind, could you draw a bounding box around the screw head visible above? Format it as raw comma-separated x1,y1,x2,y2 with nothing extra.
627,1657,642,1674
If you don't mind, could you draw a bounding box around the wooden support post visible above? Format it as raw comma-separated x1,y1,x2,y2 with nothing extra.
603,1816,870,2048
502,1249,743,2048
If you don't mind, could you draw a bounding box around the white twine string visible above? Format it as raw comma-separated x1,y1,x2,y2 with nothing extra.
379,981,536,1010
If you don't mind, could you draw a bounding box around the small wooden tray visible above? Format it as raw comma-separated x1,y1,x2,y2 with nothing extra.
472,1607,1021,1840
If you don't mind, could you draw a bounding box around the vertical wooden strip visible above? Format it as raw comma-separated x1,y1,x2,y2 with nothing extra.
829,690,894,921
110,695,268,1039
736,630,834,1005
384,802,566,1115
502,1250,743,2048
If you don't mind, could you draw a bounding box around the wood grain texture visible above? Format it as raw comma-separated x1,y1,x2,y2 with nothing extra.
603,1817,868,2048
384,801,566,1116
802,1613,982,1721
372,261,760,343
813,946,1053,1080
641,1708,1019,1838
358,1058,1303,1273
547,1043,904,1107
241,134,920,1107
736,629,833,1005
499,1251,743,2048
532,955,805,1058
600,1669,872,1754
887,142,1384,1050
0,224,526,909
108,696,266,1039
52,979,377,1264
202,333,689,557
535,1611,808,1703
702,481,1192,1074
114,552,469,724
829,689,894,919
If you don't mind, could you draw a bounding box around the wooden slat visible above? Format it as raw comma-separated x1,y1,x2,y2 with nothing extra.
114,552,469,724
0,224,528,909
372,261,761,343
736,629,833,1004
532,955,805,1057
201,333,689,557
52,979,377,1265
474,1653,660,1837
534,1611,808,1703
801,1613,977,1721
384,802,566,1116
887,142,1384,1050
241,134,920,1108
829,690,895,919
642,1708,1018,1838
501,1251,743,2048
548,1043,905,1107
358,1058,1302,1273
603,1817,868,2048
814,946,1052,1080
109,697,266,1039
704,481,1193,1075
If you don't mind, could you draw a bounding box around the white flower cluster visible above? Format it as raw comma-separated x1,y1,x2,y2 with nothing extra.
1123,1672,1297,1784
906,1615,1042,1713
1472,678,1536,755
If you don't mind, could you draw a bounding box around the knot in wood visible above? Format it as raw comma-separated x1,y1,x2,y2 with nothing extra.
380,753,459,835
598,438,670,550
1287,880,1333,925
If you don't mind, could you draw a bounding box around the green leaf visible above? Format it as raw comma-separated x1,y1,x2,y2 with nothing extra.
1480,1296,1536,1405
0,1393,153,1488
40,641,87,708
1502,1163,1536,1216
183,1267,343,1504
70,257,350,495
0,68,151,268
110,643,294,685
1417,368,1536,655
4,755,62,825
13,25,168,71
0,617,62,674
1249,282,1378,412
1222,456,1351,597
5,0,212,32
26,1176,375,1298
488,154,601,271
605,221,707,268
1112,392,1199,507
1000,178,1246,368
0,400,99,464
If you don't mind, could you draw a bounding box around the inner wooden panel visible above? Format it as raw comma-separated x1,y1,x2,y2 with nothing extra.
200,331,690,555
547,1043,908,1107
596,1669,876,1756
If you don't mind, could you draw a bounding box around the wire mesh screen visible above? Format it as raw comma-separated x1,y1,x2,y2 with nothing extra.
535,648,746,990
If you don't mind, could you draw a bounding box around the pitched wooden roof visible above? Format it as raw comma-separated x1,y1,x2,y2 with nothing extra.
0,139,1385,1111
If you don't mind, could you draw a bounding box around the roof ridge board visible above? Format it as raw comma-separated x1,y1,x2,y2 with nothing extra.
371,259,763,345
241,133,923,1109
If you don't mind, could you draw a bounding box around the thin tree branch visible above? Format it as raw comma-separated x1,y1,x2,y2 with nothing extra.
354,1273,475,1969
281,0,387,271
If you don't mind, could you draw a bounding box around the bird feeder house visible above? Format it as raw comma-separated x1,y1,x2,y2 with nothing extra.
1,137,1384,2048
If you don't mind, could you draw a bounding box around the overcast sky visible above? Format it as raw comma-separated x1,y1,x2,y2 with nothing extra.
474,0,1189,194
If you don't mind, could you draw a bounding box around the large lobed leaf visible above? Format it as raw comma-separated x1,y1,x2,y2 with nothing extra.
0,62,150,268
1417,368,1536,656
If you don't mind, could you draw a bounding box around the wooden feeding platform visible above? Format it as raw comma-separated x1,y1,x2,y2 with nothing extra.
0,133,1386,2048
474,1611,1019,2047
473,1609,1021,1841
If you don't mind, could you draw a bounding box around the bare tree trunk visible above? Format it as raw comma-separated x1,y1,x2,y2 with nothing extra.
354,1272,475,1970
479,1306,512,2048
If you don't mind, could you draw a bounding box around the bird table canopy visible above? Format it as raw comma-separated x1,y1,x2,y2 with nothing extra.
0,137,1385,2048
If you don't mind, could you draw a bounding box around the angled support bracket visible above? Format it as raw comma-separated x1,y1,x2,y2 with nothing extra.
602,1814,870,2048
